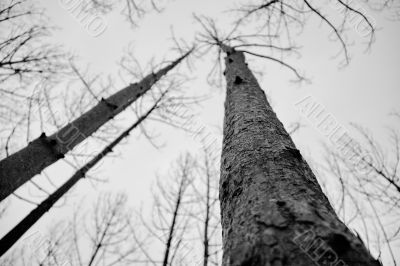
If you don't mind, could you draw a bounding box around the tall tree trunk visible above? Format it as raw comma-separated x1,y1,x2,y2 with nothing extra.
219,47,380,266
0,94,163,257
0,50,191,202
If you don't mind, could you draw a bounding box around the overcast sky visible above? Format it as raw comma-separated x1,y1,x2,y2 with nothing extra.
1,0,399,265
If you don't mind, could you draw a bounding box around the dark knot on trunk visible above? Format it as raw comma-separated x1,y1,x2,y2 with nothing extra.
234,76,243,85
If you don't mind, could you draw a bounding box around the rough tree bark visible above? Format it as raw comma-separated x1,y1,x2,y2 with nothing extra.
0,50,191,202
219,46,381,266
0,92,164,257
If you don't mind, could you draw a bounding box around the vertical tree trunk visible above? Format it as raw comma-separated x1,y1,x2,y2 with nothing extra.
0,50,191,202
219,47,380,266
203,154,211,266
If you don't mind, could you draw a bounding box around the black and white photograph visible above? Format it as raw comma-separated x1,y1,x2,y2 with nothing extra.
0,0,399,265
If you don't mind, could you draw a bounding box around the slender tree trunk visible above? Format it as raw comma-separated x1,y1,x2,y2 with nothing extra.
87,208,116,266
203,154,211,266
0,50,191,202
219,47,380,266
0,95,163,257
163,176,184,266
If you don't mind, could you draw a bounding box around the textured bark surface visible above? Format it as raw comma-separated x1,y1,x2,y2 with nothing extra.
0,51,191,202
219,48,380,266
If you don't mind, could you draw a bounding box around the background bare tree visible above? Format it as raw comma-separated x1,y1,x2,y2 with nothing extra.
321,111,400,265
0,0,68,157
132,154,195,266
0,192,141,266
71,192,140,266
86,0,170,26
190,149,222,266
1,150,223,266
0,0,65,83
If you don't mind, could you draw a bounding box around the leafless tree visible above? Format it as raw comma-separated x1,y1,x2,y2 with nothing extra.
1,148,224,265
72,192,140,266
0,0,66,83
0,1,397,265
0,192,142,266
321,112,400,265
189,0,400,264
131,154,195,266
193,12,384,264
191,149,222,266
230,0,379,66
0,77,194,256
85,0,170,26
0,48,193,203
0,0,68,159
135,149,223,266
194,0,392,88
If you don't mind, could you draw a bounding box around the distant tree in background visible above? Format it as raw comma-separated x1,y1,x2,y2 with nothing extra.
192,149,222,266
0,150,223,265
0,0,67,156
322,112,400,265
87,0,170,26
0,0,65,84
0,192,140,266
144,154,195,266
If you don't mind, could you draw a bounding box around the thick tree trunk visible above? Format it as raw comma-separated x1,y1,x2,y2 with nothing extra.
219,47,380,266
0,96,162,257
0,50,191,202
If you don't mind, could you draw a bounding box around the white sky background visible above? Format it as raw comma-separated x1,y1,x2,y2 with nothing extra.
0,0,400,265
